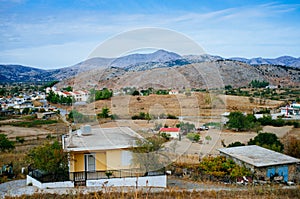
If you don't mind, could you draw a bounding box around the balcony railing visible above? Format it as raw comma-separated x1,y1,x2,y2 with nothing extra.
72,168,165,182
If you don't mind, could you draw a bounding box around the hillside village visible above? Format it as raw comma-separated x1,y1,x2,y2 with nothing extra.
0,52,300,198
1,78,300,195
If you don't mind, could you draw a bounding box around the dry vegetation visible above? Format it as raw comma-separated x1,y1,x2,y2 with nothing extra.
4,185,300,199
0,120,68,182
74,93,283,118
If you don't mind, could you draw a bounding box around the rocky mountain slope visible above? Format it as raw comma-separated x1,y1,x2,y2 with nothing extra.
0,65,48,82
66,60,300,90
230,56,300,68
1,50,299,89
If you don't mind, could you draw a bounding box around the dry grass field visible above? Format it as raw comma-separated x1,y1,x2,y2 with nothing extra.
75,93,284,118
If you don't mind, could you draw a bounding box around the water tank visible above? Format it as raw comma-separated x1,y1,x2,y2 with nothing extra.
80,125,92,135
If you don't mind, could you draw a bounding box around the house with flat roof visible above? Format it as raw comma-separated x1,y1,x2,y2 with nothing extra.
218,145,300,182
280,104,300,116
62,126,167,187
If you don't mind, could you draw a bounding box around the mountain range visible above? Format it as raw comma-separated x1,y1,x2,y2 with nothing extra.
0,50,299,88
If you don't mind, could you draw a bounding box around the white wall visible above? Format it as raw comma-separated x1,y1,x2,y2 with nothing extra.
87,175,167,187
27,175,166,189
26,175,74,189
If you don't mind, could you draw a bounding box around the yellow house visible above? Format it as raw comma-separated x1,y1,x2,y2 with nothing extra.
62,126,144,185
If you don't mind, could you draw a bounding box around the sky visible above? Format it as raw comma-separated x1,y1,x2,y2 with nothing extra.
0,0,300,69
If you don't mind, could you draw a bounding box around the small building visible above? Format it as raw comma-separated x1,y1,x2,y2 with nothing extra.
62,126,166,187
36,112,56,119
168,90,179,95
159,128,180,139
70,91,89,102
280,104,300,116
218,145,300,182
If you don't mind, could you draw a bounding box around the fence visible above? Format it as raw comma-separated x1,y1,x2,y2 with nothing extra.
29,169,69,183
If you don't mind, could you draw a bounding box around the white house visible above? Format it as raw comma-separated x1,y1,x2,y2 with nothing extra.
168,90,179,95
159,128,181,139
280,104,300,116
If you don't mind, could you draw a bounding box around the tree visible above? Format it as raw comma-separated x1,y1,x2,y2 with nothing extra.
227,141,245,148
177,122,195,134
160,132,171,140
249,97,254,103
249,80,269,88
27,141,68,180
88,88,113,102
225,85,232,90
227,112,246,131
227,112,259,132
186,133,200,142
199,156,251,179
64,86,73,92
248,132,284,152
131,136,167,174
22,107,30,115
132,90,140,96
98,107,110,118
0,134,15,152
284,136,300,158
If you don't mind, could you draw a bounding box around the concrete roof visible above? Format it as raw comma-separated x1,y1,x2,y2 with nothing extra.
218,145,300,167
63,127,143,152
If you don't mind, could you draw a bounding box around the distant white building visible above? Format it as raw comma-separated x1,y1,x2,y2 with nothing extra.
71,91,89,102
168,90,179,95
46,87,90,102
280,103,300,116
159,128,181,139
265,85,278,89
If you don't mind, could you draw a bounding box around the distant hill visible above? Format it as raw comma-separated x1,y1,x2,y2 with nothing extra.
65,59,300,90
0,65,47,82
230,56,300,68
0,50,299,88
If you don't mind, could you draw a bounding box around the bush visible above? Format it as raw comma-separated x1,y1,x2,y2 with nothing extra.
160,132,171,140
0,134,15,152
16,136,25,144
227,141,245,148
166,114,177,119
131,112,151,121
249,80,269,88
186,133,200,142
227,112,258,131
177,122,195,134
199,156,251,179
132,90,140,96
248,132,284,152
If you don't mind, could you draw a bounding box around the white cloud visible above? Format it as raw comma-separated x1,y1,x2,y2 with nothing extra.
0,41,96,69
1,2,300,68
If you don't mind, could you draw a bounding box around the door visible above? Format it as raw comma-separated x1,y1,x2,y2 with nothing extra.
85,154,96,172
267,167,275,179
276,166,288,182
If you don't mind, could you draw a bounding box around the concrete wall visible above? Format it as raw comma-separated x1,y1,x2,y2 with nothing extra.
26,175,74,189
27,175,166,188
87,175,167,187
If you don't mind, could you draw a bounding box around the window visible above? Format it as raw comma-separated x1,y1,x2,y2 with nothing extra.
85,154,95,172
121,150,133,166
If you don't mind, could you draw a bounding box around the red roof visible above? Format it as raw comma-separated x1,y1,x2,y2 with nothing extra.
159,128,180,132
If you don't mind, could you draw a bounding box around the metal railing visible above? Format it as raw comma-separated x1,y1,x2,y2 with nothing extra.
29,169,69,183
72,168,165,182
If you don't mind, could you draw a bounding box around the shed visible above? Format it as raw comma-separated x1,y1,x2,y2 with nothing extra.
218,145,300,182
